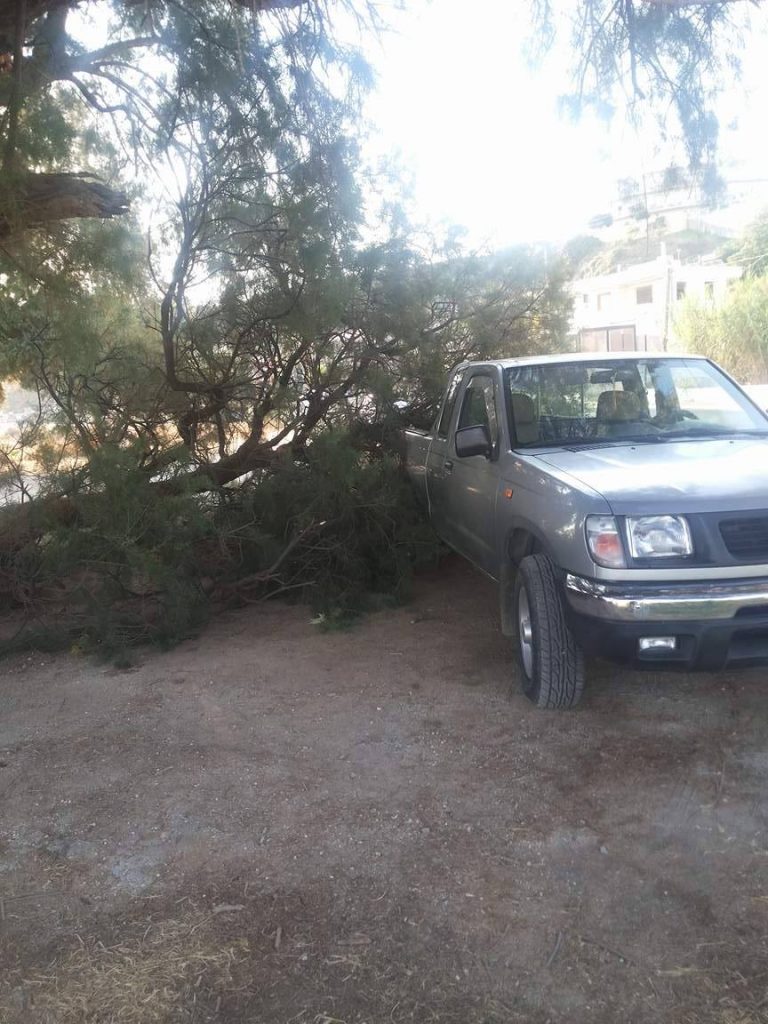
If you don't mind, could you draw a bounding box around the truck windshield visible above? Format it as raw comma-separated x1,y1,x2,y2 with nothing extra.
504,358,768,448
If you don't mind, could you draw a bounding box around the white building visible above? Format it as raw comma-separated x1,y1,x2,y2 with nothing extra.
570,246,742,352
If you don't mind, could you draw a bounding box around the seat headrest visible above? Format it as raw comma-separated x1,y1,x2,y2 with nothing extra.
511,392,536,425
596,390,641,421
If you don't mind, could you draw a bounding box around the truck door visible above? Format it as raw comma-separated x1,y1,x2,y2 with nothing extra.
425,368,463,546
445,373,501,575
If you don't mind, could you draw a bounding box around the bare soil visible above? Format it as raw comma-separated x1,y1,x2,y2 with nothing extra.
1,555,767,1023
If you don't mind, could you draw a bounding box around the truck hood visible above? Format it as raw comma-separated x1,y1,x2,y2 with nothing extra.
536,438,768,514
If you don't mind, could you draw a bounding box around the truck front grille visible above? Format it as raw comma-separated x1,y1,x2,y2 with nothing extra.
720,516,768,560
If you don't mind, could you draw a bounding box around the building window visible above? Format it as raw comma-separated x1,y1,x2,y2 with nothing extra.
705,281,714,300
636,285,653,305
676,282,686,300
582,293,589,304
597,292,611,311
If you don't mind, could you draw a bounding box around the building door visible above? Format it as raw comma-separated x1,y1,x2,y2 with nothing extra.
580,325,637,351
608,326,637,351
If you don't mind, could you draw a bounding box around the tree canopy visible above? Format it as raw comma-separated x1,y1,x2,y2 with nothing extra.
533,0,756,194
0,0,576,491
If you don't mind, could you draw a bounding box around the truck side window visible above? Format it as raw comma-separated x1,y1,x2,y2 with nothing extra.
458,375,499,445
437,371,461,438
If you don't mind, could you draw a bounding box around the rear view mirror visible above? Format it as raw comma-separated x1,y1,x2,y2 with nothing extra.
553,365,588,386
455,424,492,458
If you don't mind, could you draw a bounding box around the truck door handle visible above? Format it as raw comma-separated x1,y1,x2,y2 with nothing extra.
444,459,454,472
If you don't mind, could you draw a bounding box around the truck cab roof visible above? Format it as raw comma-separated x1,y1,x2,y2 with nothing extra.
461,352,709,372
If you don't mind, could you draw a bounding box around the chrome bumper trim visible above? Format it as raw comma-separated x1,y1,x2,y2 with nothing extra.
564,573,768,622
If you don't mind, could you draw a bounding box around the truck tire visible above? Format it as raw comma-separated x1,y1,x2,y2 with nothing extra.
513,554,585,709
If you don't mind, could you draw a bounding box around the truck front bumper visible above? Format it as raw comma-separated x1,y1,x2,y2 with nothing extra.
563,573,768,670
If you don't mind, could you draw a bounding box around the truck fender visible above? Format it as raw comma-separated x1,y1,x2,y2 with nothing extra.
499,522,558,638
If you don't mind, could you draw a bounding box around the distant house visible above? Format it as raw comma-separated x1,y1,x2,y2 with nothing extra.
586,166,761,243
570,245,742,353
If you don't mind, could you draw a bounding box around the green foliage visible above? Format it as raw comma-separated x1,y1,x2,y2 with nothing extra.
385,244,573,428
214,431,440,618
723,208,768,278
0,1,382,489
674,212,768,381
532,0,754,187
1,445,212,657
674,275,768,383
562,235,603,275
0,431,441,658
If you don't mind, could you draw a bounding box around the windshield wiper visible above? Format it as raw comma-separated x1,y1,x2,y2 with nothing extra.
660,427,768,440
521,434,667,451
516,439,583,449
614,433,668,444
561,434,669,451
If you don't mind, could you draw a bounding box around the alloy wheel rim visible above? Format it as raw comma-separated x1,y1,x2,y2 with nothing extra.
518,585,534,679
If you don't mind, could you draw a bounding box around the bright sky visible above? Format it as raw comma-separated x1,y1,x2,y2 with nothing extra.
360,0,768,248
68,0,768,252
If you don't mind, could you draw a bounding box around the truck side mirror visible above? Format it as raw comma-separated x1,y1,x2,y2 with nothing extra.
455,424,492,458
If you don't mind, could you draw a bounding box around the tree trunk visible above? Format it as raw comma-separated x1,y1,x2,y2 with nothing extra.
0,171,129,236
0,0,64,45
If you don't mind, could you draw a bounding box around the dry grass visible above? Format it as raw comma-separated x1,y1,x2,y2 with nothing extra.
3,913,768,1024
2,917,250,1023
668,939,768,1024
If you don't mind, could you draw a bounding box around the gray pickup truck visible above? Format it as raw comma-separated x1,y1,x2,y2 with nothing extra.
405,353,768,708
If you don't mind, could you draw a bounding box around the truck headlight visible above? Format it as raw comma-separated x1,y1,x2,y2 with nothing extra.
626,515,692,559
585,515,626,568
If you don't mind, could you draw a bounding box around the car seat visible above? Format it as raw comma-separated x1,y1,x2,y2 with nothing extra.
510,392,539,445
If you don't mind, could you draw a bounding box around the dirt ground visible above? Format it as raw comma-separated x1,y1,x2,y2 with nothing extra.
1,555,767,1024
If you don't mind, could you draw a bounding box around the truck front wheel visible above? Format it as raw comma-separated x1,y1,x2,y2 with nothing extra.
513,554,585,709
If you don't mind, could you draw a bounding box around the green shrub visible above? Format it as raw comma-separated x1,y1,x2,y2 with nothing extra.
215,431,440,617
0,444,212,658
0,432,440,659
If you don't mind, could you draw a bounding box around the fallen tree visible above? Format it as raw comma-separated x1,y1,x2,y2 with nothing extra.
0,0,567,654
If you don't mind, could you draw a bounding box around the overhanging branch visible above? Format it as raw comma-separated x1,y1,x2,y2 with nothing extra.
0,171,129,236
